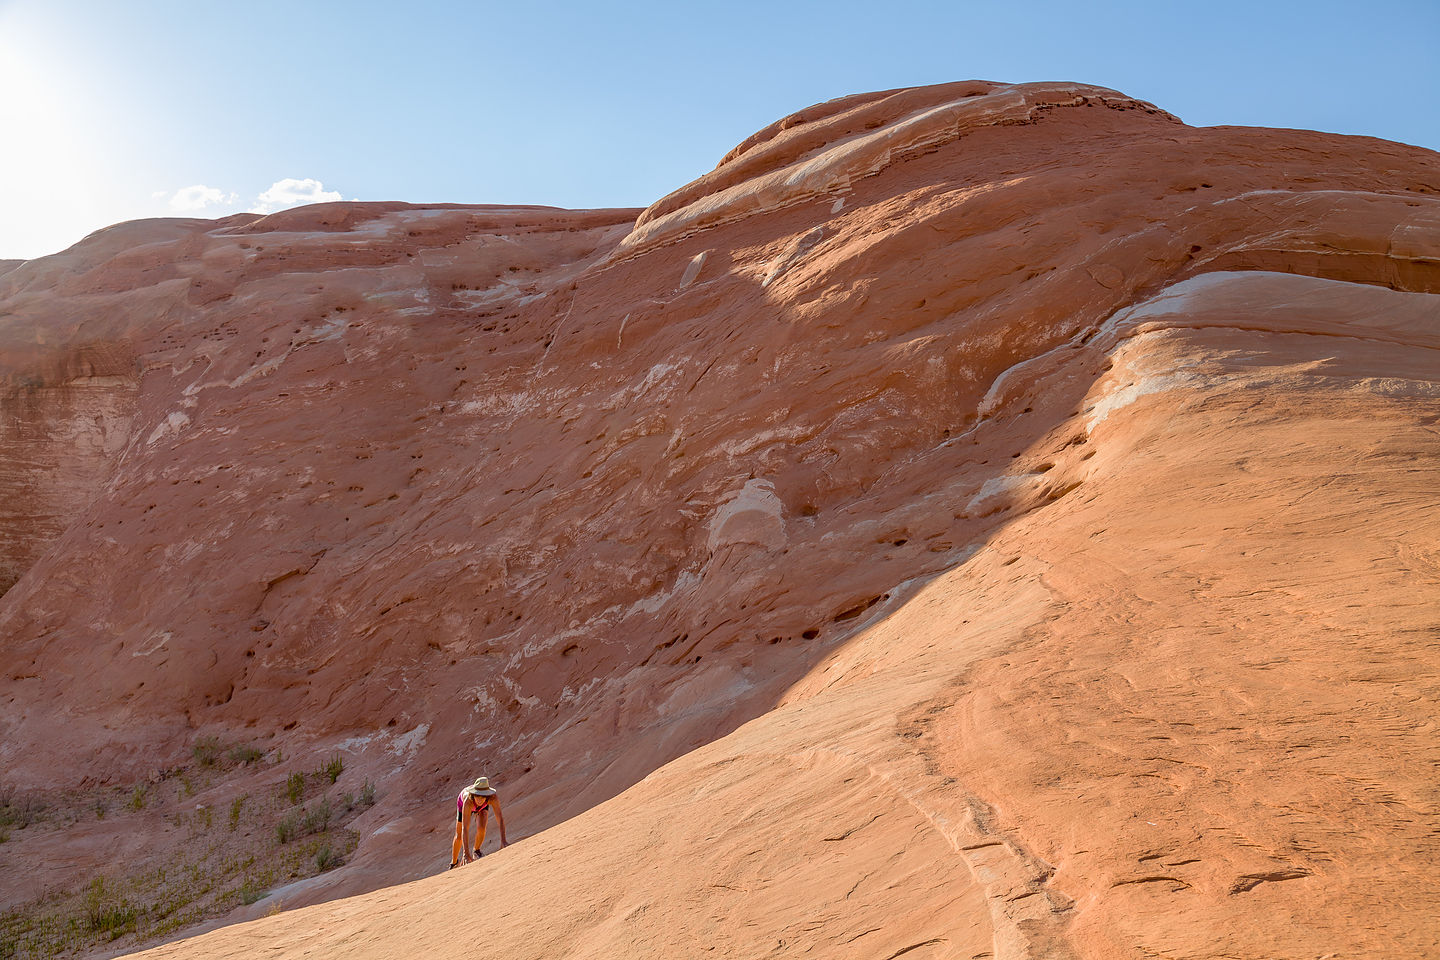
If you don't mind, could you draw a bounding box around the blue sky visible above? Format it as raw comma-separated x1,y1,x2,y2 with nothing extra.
1,0,1436,260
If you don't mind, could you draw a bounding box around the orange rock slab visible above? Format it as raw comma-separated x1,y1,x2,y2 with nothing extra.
0,82,1436,958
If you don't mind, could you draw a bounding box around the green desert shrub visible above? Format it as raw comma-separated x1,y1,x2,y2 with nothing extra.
275,808,305,844
303,799,332,835
83,877,137,939
192,736,223,768
314,844,341,872
285,772,304,805
0,789,45,828
229,745,264,765
229,794,247,831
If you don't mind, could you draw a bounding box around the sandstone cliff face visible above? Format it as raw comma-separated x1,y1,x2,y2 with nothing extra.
1,82,1438,959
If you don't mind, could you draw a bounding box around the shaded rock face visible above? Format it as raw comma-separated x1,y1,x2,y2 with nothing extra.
0,356,136,593
3,81,1440,958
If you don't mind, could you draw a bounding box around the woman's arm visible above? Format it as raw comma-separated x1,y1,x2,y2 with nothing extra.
491,796,508,846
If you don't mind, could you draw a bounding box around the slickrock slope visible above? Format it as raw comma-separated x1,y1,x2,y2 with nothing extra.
1,81,1437,958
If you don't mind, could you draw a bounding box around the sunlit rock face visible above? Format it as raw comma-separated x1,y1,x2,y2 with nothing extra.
3,81,1439,958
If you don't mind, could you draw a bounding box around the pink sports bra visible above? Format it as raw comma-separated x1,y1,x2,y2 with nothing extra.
457,790,490,814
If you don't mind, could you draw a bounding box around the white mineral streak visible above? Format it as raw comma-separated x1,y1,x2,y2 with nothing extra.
708,478,786,553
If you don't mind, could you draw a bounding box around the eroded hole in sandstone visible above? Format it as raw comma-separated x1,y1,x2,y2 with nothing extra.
1046,481,1083,501
833,594,891,623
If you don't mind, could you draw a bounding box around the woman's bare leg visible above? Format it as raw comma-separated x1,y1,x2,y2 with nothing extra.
451,819,465,866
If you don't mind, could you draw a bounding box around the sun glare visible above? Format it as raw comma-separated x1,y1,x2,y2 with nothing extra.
0,4,137,259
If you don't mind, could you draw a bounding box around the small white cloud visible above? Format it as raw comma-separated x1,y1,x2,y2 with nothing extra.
168,184,239,213
250,178,343,214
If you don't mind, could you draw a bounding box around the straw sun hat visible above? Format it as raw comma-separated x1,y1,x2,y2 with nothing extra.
469,776,497,796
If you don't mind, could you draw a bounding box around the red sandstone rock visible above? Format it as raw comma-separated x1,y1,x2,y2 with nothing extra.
0,82,1437,958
